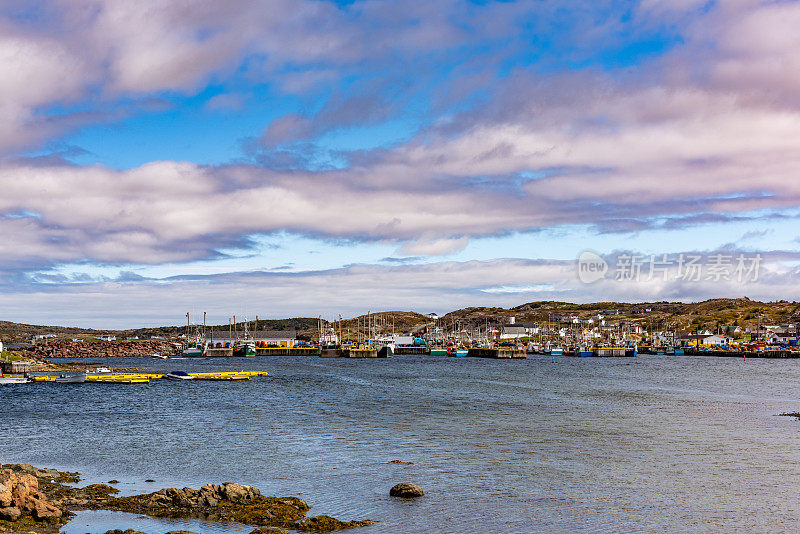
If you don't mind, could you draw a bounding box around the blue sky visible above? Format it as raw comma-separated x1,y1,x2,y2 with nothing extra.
2,0,800,327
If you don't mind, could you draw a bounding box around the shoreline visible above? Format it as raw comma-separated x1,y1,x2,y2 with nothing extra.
0,463,376,534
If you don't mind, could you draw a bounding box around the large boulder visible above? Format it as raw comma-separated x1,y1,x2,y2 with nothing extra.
31,496,63,520
0,466,64,523
389,483,424,498
0,506,21,521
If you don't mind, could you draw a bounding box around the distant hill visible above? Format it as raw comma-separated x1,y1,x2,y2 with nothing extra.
2,298,799,341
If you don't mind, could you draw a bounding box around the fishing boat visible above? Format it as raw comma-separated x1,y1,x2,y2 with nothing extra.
447,348,468,357
151,352,168,359
164,371,194,380
429,348,447,357
372,337,396,358
182,345,203,357
55,373,86,383
577,347,595,357
232,340,256,357
550,347,564,356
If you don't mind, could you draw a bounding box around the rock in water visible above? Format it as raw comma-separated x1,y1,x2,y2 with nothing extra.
389,483,424,498
250,528,290,534
294,515,378,532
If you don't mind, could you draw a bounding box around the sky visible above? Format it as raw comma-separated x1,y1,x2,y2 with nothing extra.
2,0,800,328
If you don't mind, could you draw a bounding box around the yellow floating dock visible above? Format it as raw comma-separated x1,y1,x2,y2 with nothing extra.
26,371,268,383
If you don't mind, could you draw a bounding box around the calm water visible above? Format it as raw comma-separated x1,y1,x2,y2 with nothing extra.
3,354,800,533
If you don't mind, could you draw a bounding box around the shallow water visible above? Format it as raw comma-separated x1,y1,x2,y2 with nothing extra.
3,354,800,533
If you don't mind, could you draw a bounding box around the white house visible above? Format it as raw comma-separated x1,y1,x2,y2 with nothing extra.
702,334,728,346
97,335,116,342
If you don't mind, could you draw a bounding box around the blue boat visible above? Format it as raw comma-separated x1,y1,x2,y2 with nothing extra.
550,348,564,356
578,350,594,357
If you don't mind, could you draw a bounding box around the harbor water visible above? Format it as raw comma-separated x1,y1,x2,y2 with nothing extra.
4,354,800,532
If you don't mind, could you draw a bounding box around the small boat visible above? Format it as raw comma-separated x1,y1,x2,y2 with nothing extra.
95,367,112,373
151,352,169,359
0,370,28,384
55,373,86,383
550,348,564,356
164,371,194,381
447,348,468,357
429,349,447,357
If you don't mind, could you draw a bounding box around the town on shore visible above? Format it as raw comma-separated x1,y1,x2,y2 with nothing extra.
3,298,800,372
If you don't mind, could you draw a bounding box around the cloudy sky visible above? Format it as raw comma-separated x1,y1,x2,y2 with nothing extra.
2,0,800,328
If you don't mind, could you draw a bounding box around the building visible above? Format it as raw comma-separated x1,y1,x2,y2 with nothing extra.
97,335,116,342
702,334,728,346
206,330,298,348
254,330,299,348
500,321,538,339
0,360,32,373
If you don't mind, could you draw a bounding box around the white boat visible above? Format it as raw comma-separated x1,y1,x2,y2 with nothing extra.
0,374,28,384
95,367,112,373
151,352,168,359
164,370,194,380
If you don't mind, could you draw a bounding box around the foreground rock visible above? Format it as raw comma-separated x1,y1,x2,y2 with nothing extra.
389,483,424,498
0,464,375,533
0,464,70,533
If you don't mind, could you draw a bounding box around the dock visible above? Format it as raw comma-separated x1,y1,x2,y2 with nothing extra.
393,346,429,355
467,348,526,359
255,347,317,356
344,348,378,358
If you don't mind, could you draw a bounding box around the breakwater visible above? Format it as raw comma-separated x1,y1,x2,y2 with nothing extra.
16,340,175,359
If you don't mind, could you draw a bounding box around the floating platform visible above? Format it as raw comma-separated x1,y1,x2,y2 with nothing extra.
26,371,268,383
467,348,527,359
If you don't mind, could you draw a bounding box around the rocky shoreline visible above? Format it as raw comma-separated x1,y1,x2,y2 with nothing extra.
0,463,376,533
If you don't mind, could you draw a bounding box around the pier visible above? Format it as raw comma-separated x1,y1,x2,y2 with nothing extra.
467,348,526,359
255,347,317,356
344,348,378,358
393,346,429,355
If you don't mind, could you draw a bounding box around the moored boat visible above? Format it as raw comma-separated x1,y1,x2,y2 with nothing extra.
164,370,194,380
55,373,86,383
0,369,28,384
